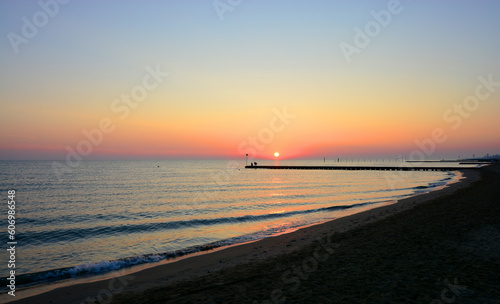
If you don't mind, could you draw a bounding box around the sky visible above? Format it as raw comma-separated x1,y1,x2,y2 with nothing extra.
1,0,499,161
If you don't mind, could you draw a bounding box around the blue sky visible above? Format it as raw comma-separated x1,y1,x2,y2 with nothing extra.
1,1,499,160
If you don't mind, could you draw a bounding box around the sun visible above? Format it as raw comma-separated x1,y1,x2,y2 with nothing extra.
274,152,279,157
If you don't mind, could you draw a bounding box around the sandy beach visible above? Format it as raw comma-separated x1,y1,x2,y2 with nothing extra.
7,166,500,304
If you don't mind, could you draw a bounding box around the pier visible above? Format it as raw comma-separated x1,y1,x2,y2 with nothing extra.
244,165,473,171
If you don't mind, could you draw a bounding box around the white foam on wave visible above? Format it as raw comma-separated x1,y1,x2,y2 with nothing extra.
36,254,166,280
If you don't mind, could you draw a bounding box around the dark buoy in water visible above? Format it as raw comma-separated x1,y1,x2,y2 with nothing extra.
157,165,160,168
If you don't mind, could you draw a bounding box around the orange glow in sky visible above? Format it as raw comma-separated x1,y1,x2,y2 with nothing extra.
1,2,499,160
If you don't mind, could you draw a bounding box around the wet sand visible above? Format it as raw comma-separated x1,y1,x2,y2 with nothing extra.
7,167,500,304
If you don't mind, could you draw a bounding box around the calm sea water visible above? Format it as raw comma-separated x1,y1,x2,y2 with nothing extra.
0,159,463,290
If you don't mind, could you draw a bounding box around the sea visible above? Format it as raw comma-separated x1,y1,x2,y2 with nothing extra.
0,159,474,294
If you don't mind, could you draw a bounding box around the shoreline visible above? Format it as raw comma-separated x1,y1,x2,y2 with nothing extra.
1,169,458,295
4,168,483,304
